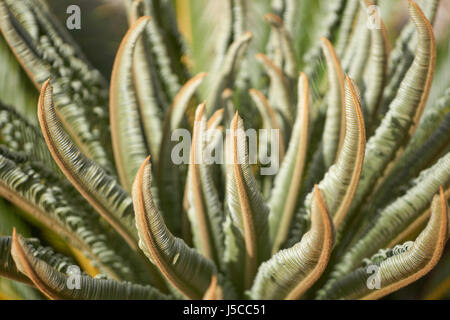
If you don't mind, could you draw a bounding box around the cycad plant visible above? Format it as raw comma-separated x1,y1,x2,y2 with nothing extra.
0,0,449,300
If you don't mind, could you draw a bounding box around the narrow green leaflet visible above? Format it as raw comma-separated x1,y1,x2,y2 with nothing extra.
206,32,253,116
224,113,270,289
334,0,359,57
268,73,309,253
320,37,345,168
341,2,370,84
129,1,164,168
361,0,388,127
249,88,285,162
301,0,346,78
110,17,151,191
361,90,450,224
141,0,188,100
186,103,225,266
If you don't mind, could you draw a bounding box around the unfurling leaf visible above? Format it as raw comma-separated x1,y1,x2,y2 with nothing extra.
290,76,365,245
250,186,334,299
320,37,345,169
269,73,309,253
320,187,448,300
345,0,436,219
158,72,207,234
132,157,218,299
224,113,270,289
110,16,151,191
186,103,225,265
38,80,138,252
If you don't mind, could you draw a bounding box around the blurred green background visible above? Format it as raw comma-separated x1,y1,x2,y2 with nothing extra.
45,0,450,80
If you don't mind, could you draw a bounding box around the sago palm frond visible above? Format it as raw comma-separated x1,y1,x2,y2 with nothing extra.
0,0,448,300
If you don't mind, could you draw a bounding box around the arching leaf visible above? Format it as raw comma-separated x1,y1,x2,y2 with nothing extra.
132,157,219,300
319,187,448,300
378,0,439,121
110,16,151,191
38,80,138,252
289,76,365,246
0,147,138,282
343,1,436,227
387,188,450,248
0,235,31,285
250,185,334,299
129,1,164,168
10,230,171,300
324,152,450,291
320,37,345,168
224,113,270,289
157,72,207,234
1,232,92,286
256,53,293,127
186,103,225,265
361,0,389,127
268,73,309,253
